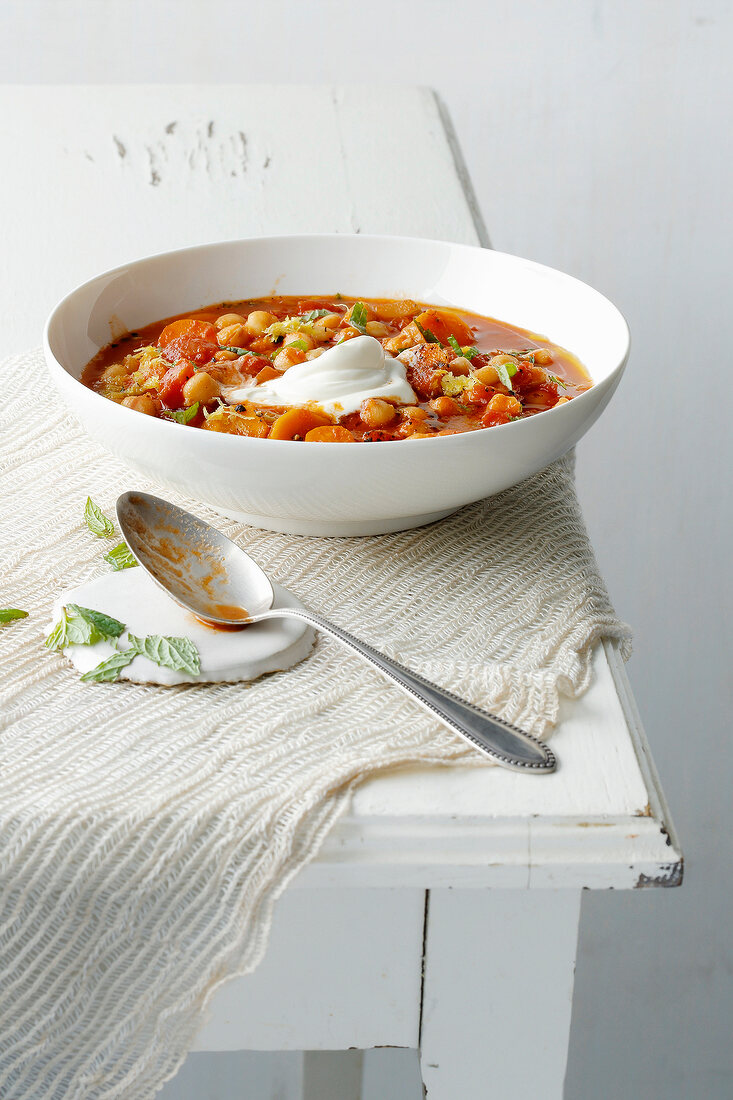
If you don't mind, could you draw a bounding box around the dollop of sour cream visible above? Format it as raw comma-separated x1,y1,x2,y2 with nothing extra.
222,335,416,417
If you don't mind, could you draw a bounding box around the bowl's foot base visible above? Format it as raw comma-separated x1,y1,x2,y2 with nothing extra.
213,506,461,537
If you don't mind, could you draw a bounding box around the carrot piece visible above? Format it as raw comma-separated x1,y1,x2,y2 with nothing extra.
158,360,195,406
415,309,474,347
255,365,281,384
158,319,219,365
304,425,355,442
202,412,269,437
269,408,332,440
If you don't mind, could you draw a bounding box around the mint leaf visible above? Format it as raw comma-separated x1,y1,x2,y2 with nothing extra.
104,543,138,571
66,604,125,639
128,633,201,676
299,309,330,323
161,402,199,425
546,373,568,390
414,320,441,345
80,649,137,683
447,335,463,355
0,608,28,624
84,497,115,538
348,302,368,334
47,604,126,650
45,609,70,650
45,608,96,649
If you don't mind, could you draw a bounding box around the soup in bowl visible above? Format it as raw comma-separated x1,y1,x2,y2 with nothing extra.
44,235,629,535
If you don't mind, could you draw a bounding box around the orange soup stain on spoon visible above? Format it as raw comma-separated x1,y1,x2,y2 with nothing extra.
194,603,250,631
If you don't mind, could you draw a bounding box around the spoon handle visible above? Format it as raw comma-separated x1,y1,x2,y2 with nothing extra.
264,607,555,773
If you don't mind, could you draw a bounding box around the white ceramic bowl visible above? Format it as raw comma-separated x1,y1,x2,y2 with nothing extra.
44,235,629,536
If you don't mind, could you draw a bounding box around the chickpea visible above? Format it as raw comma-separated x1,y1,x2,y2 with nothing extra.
321,313,342,330
274,346,307,370
360,397,397,428
283,331,316,351
215,312,247,330
214,349,238,361
217,323,246,347
488,353,519,370
555,396,570,406
245,310,277,336
534,348,553,366
401,405,429,422
306,347,326,361
182,371,220,406
450,355,473,376
310,321,330,343
101,361,130,382
430,395,459,417
365,320,390,338
471,363,499,385
121,394,157,416
487,393,523,418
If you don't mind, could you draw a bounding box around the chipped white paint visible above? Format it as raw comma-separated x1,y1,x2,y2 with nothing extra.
1,84,681,1100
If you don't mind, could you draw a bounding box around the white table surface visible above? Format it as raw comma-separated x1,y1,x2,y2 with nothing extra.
0,84,683,1099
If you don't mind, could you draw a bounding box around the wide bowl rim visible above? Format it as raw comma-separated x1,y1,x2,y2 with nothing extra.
43,232,631,451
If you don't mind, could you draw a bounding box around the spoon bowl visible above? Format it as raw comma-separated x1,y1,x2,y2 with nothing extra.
117,491,274,625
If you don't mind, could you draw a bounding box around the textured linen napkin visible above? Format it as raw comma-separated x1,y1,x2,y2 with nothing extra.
0,350,631,1099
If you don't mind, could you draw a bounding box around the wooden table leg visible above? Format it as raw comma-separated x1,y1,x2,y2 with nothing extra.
419,890,582,1099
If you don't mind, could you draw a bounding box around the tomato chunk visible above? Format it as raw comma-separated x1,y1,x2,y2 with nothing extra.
158,319,219,365
158,360,195,407
415,309,474,347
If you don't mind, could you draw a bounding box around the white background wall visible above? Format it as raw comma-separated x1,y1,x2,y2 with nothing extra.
2,0,731,1096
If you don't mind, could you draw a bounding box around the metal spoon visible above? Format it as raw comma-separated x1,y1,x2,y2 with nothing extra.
116,491,556,774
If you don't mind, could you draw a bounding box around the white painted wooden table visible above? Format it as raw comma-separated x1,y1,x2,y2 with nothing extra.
0,86,682,1100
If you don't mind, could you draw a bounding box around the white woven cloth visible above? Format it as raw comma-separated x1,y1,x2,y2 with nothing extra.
0,350,631,1099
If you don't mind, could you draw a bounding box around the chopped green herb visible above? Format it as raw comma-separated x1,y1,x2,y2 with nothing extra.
0,608,28,625
461,345,480,360
66,604,125,639
80,650,138,683
161,402,199,425
348,302,368,334
285,339,309,353
447,335,463,355
128,633,201,677
84,497,115,538
298,309,330,323
414,320,441,345
104,543,138,571
220,347,259,356
546,373,568,390
494,361,519,391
